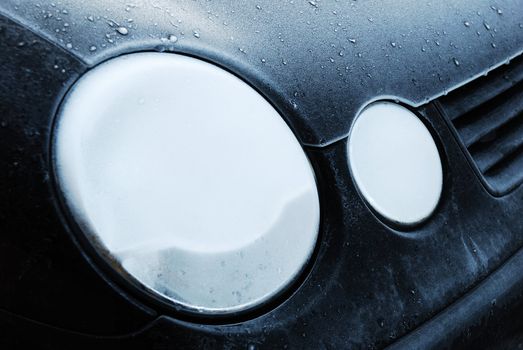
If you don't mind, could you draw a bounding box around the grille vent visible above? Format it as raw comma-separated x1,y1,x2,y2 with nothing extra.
438,54,523,195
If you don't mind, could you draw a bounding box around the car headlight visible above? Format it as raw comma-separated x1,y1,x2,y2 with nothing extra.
53,52,320,314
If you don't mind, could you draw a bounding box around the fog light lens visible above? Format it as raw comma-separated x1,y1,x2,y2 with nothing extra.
348,102,443,225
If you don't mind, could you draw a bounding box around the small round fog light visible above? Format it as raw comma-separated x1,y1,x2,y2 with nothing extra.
348,102,443,225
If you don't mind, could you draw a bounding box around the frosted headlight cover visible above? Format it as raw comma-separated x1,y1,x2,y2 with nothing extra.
54,53,320,314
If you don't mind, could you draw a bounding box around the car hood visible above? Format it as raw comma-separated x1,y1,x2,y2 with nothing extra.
1,0,521,147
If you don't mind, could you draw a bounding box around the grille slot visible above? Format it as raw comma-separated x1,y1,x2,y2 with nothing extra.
438,54,523,195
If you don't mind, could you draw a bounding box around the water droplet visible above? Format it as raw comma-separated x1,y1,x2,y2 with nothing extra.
255,4,262,10
87,15,94,22
66,43,73,49
463,21,470,27
491,6,503,15
453,57,460,66
308,0,318,7
261,58,266,63
483,21,491,30
390,41,397,47
116,26,129,35
491,42,497,48
348,38,356,44
168,34,178,43
193,30,200,38
89,45,97,52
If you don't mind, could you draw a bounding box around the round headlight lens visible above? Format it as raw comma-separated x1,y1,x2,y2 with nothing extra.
54,53,320,314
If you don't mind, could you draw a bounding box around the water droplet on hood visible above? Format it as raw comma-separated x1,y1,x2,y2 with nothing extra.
116,26,129,35
491,5,503,15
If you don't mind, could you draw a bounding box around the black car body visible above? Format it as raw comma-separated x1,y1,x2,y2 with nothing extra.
0,0,523,349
